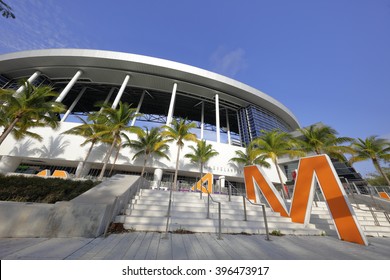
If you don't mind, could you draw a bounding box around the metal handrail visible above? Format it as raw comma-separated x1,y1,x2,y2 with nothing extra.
242,195,270,241
351,204,390,225
205,190,222,240
225,179,244,201
163,181,175,239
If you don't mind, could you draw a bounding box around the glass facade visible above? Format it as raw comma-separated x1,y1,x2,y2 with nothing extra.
0,75,10,88
238,104,293,145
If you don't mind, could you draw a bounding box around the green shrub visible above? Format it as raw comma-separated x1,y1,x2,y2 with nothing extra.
0,174,99,203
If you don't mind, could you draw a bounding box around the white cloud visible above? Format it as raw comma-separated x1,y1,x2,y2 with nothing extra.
381,133,390,141
210,47,247,78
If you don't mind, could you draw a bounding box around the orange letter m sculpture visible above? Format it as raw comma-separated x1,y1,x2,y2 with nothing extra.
244,155,368,245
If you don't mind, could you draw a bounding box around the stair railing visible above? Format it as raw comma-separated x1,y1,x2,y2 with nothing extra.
242,196,270,241
351,204,390,225
163,181,176,239
205,190,223,240
225,179,244,202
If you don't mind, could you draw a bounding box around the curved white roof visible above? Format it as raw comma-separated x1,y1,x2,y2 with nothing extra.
0,49,300,129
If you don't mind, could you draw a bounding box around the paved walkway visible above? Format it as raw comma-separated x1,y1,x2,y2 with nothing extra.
1,233,390,260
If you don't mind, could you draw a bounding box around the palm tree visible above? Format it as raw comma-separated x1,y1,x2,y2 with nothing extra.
0,1,15,19
185,139,219,198
230,143,271,167
350,136,390,186
62,117,109,178
91,102,140,180
0,81,65,146
253,130,305,198
298,124,352,161
161,118,197,191
122,126,170,178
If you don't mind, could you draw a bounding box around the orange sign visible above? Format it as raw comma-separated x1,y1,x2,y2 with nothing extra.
244,155,368,245
379,192,390,200
191,173,213,193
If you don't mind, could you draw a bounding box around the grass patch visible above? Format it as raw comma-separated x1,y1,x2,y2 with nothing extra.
269,230,284,236
106,223,135,234
0,174,99,203
172,227,194,234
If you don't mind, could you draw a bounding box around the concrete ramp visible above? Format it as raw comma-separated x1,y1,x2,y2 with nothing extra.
72,175,140,204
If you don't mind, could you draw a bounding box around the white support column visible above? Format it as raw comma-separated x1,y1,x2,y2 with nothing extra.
215,93,220,143
0,156,21,174
61,87,87,122
236,111,243,147
15,71,41,96
111,75,130,109
166,83,178,125
200,101,205,140
99,87,116,113
75,161,92,178
104,88,116,105
226,108,231,145
56,70,83,103
131,90,146,126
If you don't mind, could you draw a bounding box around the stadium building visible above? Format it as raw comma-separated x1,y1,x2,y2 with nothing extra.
0,49,300,189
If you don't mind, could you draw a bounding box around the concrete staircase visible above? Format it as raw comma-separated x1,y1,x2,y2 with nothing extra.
115,189,322,235
309,201,390,237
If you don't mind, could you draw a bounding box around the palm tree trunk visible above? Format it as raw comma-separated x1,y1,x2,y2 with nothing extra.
373,158,390,186
76,141,96,178
140,156,147,178
0,117,20,146
109,146,121,176
274,158,288,199
98,138,116,180
168,145,181,203
199,163,203,199
173,145,181,191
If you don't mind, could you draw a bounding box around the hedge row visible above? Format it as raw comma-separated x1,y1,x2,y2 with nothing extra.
0,174,99,203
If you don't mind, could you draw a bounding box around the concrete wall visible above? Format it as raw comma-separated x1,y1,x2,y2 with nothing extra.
0,201,109,237
0,174,141,238
0,122,286,183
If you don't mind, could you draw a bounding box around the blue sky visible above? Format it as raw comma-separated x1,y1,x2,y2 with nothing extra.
1,0,389,175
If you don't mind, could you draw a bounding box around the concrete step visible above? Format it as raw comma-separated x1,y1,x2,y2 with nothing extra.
122,221,323,235
358,220,390,226
119,216,299,227
122,209,290,222
117,189,323,236
118,214,297,227
130,200,207,207
361,225,390,232
126,203,279,217
364,231,390,237
139,189,244,201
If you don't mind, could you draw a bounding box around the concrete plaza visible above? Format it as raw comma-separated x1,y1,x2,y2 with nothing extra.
1,232,389,260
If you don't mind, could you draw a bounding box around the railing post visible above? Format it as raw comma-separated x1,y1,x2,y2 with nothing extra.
163,198,172,239
207,194,210,219
217,202,222,240
243,195,247,221
262,204,270,241
163,181,174,239
352,183,361,195
228,183,231,202
368,206,380,226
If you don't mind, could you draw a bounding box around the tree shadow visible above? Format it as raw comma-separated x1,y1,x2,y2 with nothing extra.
9,139,41,156
36,136,70,159
85,143,110,162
